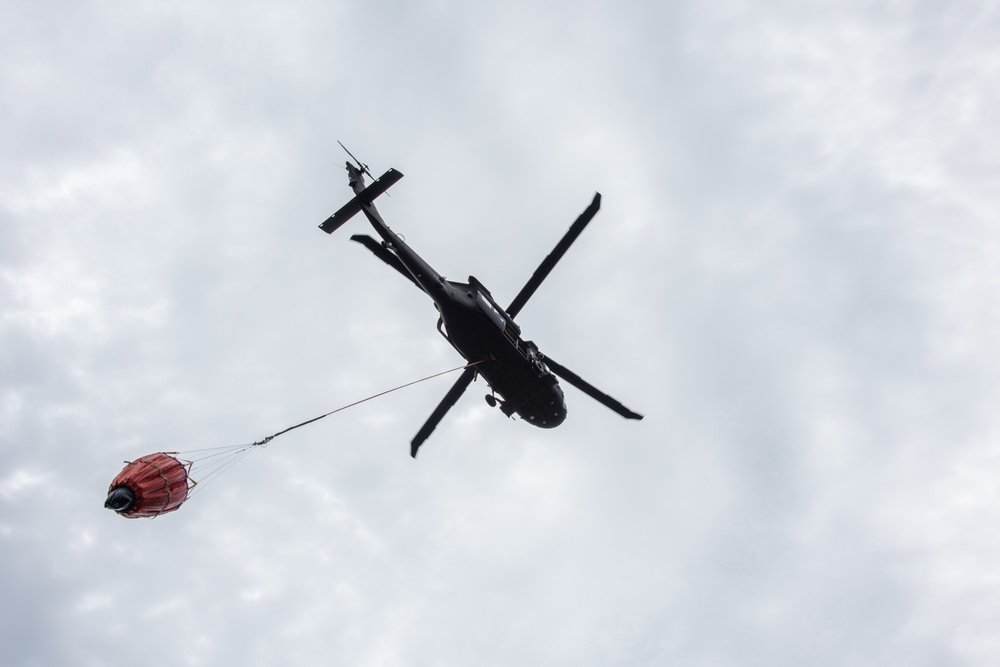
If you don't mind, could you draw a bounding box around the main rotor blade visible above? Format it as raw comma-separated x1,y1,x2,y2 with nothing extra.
506,193,601,319
350,234,425,293
541,355,644,420
410,366,477,457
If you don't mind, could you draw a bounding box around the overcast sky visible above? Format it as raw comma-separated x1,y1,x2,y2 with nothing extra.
3,1,999,665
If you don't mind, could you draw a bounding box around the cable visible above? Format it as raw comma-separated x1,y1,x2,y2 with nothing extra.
178,358,485,495
248,359,485,447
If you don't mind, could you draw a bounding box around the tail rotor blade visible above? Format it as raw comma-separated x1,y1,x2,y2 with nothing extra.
411,367,477,457
338,140,373,180
506,193,601,319
542,354,643,420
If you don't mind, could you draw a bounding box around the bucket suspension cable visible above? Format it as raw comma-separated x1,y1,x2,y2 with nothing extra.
105,359,485,516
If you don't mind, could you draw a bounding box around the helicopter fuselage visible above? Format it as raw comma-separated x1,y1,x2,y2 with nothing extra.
322,159,641,456
352,181,567,428
434,278,567,428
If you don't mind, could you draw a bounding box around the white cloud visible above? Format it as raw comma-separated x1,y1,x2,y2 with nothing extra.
2,0,999,665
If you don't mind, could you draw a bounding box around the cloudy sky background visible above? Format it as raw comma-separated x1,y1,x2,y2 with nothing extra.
3,1,999,664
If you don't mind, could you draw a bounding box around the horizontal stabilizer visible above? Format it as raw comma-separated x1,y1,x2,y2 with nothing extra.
320,168,404,234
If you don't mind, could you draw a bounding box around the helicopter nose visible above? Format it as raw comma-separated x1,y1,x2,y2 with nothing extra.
522,386,567,428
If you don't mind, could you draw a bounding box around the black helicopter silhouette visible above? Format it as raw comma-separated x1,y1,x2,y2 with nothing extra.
321,147,643,457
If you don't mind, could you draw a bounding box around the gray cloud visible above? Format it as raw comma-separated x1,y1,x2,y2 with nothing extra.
2,1,999,665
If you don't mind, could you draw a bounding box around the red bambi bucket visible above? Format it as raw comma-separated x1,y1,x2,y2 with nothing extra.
105,453,191,519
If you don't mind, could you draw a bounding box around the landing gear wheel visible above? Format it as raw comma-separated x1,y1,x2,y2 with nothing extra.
485,394,497,408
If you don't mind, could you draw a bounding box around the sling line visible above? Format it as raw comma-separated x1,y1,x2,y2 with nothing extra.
178,359,486,497
250,358,486,447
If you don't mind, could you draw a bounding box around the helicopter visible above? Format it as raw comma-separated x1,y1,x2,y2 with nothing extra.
321,148,643,457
